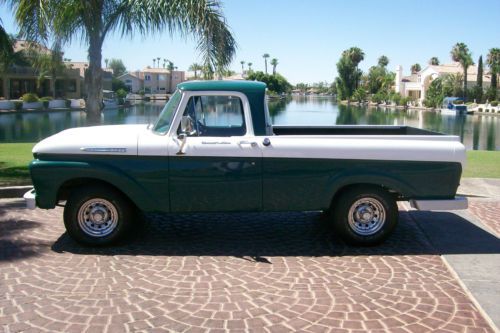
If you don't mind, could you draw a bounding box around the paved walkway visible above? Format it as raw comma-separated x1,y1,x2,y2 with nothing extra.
0,199,497,332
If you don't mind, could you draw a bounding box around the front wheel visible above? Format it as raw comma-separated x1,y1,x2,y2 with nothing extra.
332,186,398,246
63,185,135,246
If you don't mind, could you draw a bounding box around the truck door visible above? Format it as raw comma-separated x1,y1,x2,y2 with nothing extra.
167,92,262,212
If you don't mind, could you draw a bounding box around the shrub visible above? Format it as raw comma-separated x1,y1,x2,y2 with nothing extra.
485,109,490,112
143,96,151,101
65,99,71,108
117,97,125,105
14,101,23,110
40,97,52,108
21,93,39,103
478,108,483,112
115,88,128,99
490,101,498,107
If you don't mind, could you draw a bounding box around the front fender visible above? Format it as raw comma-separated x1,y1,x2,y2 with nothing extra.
29,159,161,211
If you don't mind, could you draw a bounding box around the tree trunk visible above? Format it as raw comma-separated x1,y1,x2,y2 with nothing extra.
264,60,267,74
86,36,103,125
51,71,56,99
463,66,467,101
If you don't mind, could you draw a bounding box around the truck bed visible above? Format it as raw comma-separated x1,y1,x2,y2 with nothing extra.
272,125,442,136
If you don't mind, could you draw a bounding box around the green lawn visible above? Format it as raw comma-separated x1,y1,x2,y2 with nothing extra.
0,143,35,186
463,150,500,178
0,143,499,187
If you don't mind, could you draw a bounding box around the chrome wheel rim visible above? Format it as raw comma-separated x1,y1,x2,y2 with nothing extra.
77,199,118,237
347,197,386,236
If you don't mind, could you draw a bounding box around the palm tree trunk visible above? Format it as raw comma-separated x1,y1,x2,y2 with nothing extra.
265,60,267,74
51,74,56,99
463,66,467,101
86,36,103,125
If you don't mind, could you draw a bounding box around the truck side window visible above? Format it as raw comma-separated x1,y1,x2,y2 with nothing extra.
179,95,246,137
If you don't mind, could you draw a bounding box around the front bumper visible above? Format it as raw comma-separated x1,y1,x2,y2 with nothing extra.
23,189,36,210
410,196,468,211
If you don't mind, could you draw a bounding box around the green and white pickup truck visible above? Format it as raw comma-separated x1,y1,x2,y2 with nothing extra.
25,80,467,246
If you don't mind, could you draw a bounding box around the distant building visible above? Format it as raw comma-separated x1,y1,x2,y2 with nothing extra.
395,62,498,104
0,40,82,99
116,67,186,94
65,61,113,93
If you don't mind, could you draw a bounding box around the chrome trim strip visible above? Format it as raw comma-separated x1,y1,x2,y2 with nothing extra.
80,147,127,153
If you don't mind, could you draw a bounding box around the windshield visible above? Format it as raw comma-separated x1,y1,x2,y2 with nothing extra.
152,90,182,134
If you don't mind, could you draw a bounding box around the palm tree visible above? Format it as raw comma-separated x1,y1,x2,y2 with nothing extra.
342,47,365,88
30,40,66,98
263,53,270,74
156,57,160,69
377,55,389,68
487,48,500,90
451,42,474,101
240,60,245,73
248,62,253,72
411,63,421,74
188,63,202,79
0,19,14,71
166,60,175,92
429,57,440,66
152,58,156,68
11,0,236,124
104,58,109,68
270,58,278,75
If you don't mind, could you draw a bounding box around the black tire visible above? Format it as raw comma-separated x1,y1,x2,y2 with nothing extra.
63,185,135,246
332,186,398,246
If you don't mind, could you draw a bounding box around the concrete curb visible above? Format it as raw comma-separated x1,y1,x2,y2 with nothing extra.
0,185,33,199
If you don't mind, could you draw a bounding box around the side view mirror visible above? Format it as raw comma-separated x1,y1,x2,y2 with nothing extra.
180,115,196,136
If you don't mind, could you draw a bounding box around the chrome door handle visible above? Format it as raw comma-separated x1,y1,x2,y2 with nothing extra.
239,141,258,147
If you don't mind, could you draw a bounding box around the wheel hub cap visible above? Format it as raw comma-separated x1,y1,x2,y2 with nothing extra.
348,198,386,236
77,199,118,237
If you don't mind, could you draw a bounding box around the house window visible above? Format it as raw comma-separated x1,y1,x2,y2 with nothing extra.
145,75,151,81
159,74,166,81
66,80,77,93
125,79,132,83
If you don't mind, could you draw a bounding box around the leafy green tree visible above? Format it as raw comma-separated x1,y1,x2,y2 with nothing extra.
262,53,270,74
423,77,444,108
246,71,291,94
352,87,367,102
411,63,421,73
335,54,359,100
0,19,14,71
487,48,500,97
189,63,203,79
112,77,128,92
342,47,364,88
270,58,278,75
108,58,126,78
442,73,464,97
30,41,67,98
451,42,474,101
377,55,389,68
11,0,236,123
429,57,440,65
474,55,484,102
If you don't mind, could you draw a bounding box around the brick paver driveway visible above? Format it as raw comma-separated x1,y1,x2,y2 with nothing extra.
0,199,494,332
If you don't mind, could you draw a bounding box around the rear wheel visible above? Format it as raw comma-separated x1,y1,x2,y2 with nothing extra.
332,186,398,246
63,185,135,246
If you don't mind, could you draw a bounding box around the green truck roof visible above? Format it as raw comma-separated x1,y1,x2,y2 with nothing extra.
177,80,267,93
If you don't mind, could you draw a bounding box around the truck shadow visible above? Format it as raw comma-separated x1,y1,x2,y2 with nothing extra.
50,211,500,259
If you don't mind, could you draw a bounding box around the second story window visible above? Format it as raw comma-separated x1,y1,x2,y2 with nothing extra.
145,75,151,81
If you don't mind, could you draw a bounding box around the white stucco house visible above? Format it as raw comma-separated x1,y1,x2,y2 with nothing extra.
395,62,497,105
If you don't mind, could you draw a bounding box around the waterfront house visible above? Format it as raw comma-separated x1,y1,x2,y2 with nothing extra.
395,62,499,104
116,67,186,94
0,41,82,99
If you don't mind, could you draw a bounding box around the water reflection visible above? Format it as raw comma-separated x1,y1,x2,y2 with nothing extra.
0,97,498,151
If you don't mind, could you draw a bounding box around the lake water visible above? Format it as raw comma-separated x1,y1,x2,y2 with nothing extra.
0,96,498,151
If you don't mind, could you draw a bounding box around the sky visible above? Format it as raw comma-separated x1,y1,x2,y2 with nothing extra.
1,0,499,84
